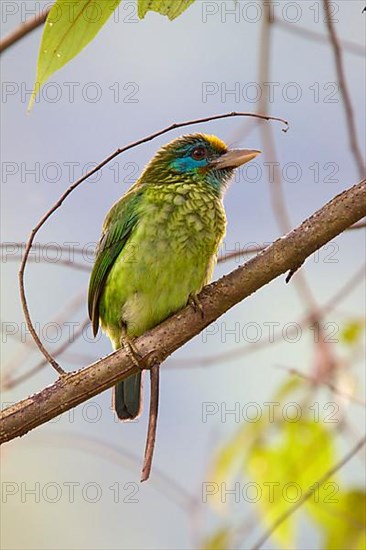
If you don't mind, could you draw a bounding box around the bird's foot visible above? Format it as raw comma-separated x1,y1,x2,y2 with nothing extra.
121,334,163,371
188,293,204,319
120,335,142,368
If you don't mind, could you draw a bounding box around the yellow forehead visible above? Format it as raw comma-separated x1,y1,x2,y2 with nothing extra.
203,134,228,152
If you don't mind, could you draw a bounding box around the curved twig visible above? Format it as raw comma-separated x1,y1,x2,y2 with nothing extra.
18,111,289,376
0,7,51,53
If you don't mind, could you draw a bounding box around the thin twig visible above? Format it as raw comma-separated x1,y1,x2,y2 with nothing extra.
4,254,91,272
2,319,90,390
276,364,366,407
3,217,364,268
347,220,366,230
0,242,87,255
0,7,51,53
1,291,85,383
323,0,366,178
141,364,160,482
1,177,365,444
18,111,288,377
34,432,196,513
258,0,318,312
274,18,365,56
250,435,366,550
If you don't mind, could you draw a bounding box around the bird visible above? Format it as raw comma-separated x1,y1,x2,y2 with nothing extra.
88,133,260,420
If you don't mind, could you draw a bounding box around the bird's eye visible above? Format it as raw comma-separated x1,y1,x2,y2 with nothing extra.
191,146,207,161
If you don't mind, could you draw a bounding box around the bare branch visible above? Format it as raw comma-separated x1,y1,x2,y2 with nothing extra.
0,243,87,255
2,319,90,390
276,364,366,407
4,254,91,272
1,291,85,385
323,0,366,178
274,18,365,57
0,7,51,53
1,177,365,444
251,435,366,550
33,432,197,513
258,1,318,311
169,264,365,368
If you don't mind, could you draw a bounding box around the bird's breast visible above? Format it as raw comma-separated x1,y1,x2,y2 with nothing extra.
142,183,227,248
99,183,227,339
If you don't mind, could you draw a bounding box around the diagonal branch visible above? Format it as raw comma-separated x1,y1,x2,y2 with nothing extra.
1,178,365,444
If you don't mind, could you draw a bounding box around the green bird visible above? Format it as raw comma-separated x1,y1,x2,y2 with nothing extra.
88,134,260,420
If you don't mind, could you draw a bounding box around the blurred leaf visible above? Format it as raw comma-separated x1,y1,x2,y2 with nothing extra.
246,419,335,548
320,490,366,549
29,0,122,109
209,420,265,511
340,320,365,346
138,0,195,20
273,375,303,402
201,527,231,550
209,378,306,512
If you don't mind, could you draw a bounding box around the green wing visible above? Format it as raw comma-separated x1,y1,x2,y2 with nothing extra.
88,189,141,336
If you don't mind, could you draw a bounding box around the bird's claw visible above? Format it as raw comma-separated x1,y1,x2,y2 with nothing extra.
120,335,142,368
189,293,204,319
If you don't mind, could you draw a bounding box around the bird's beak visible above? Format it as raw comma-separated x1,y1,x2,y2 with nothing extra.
211,149,261,169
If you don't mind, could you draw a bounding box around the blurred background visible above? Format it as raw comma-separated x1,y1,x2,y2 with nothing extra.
1,1,365,549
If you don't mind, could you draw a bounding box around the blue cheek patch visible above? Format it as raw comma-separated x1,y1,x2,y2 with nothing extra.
170,156,207,174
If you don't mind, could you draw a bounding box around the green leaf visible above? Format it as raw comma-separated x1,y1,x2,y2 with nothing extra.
321,490,366,550
201,527,231,550
273,375,303,402
29,0,122,109
138,0,195,20
246,419,336,548
340,320,365,346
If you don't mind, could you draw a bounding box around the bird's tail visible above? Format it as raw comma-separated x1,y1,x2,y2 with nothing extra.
114,373,142,420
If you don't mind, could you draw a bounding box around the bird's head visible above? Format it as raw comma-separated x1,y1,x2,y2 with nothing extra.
140,133,261,195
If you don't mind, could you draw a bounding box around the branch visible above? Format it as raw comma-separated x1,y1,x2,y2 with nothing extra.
323,0,366,178
273,18,365,57
251,435,366,550
259,1,317,310
0,7,51,53
2,319,90,390
1,178,365,444
169,264,365,368
275,365,366,407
